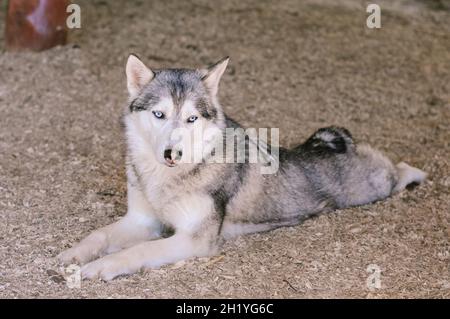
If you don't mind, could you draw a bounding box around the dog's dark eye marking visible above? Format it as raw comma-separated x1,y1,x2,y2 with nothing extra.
152,110,165,119
196,98,215,120
129,99,147,112
130,93,160,112
187,115,198,123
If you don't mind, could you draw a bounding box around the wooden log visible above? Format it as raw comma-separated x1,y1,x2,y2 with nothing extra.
5,0,70,51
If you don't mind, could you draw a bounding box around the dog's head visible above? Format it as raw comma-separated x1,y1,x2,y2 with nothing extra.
124,55,228,167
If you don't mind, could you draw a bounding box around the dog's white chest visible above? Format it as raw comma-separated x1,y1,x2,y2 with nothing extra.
149,190,214,232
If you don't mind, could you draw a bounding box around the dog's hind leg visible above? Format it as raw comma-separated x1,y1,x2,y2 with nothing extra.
392,162,427,193
299,127,427,208
333,144,427,207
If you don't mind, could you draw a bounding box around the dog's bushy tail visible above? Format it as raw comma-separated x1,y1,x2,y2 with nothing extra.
300,126,355,155
393,162,427,193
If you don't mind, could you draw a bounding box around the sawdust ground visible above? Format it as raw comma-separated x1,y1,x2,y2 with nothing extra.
0,0,449,298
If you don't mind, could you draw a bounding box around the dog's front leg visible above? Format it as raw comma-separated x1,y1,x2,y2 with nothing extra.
58,182,162,265
81,230,218,281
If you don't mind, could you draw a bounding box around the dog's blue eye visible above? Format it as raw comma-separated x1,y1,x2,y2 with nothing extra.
152,111,164,119
187,115,198,123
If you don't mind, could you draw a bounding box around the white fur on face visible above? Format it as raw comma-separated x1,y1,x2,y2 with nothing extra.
127,98,222,166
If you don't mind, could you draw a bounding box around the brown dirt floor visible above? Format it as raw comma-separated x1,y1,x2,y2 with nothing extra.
0,0,449,298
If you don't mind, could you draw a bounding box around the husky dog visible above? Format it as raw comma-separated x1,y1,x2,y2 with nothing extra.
58,55,427,280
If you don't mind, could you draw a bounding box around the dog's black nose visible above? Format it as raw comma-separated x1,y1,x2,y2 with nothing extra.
164,149,182,165
164,149,173,161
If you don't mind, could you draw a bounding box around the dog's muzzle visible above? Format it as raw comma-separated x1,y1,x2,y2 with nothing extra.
164,148,183,167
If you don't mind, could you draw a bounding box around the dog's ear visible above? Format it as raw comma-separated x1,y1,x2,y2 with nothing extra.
126,54,154,99
201,57,229,96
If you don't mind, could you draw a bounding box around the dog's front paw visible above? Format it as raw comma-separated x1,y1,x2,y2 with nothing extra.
81,254,135,281
57,245,96,266
58,233,107,265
